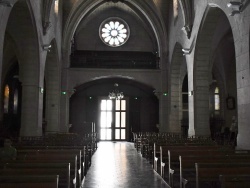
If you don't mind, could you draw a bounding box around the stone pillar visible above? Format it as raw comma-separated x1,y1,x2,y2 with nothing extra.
193,85,210,136
45,65,61,134
160,93,169,132
186,54,195,136
188,92,195,136
45,88,60,133
60,90,74,132
158,52,169,132
0,7,11,128
235,30,250,149
19,85,43,136
168,78,182,133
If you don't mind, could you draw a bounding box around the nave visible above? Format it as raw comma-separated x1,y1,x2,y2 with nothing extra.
82,142,169,188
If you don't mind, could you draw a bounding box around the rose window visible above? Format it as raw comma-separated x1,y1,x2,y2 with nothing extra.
100,18,130,47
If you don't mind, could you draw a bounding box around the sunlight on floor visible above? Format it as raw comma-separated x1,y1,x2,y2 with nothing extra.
83,142,169,188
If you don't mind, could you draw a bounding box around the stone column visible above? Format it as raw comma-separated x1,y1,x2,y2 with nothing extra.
186,53,195,136
193,84,210,136
235,28,250,149
19,85,43,136
60,90,75,132
18,45,44,137
45,63,61,134
45,88,60,133
160,93,169,132
0,7,11,128
168,76,182,133
159,51,169,132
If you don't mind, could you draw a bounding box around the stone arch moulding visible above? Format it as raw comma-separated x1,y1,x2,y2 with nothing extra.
192,4,238,136
105,0,125,3
178,0,193,38
73,75,157,92
62,0,165,68
42,0,54,35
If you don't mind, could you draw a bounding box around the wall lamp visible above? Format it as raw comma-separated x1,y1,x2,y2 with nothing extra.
182,48,191,55
0,0,13,7
39,87,44,94
188,90,194,96
182,38,195,56
42,44,51,52
227,1,243,16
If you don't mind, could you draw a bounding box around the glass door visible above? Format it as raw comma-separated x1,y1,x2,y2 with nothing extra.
100,99,112,140
99,99,127,141
115,99,126,140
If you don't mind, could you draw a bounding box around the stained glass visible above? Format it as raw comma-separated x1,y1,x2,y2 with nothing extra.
100,18,130,47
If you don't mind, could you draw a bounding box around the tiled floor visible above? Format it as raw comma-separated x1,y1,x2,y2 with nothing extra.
82,141,170,188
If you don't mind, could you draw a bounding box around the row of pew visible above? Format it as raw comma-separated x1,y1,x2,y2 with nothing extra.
0,133,98,188
133,132,250,188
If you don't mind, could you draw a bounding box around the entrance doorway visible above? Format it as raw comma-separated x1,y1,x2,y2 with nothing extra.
99,99,127,141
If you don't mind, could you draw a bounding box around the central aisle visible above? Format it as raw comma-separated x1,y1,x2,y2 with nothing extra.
82,142,169,188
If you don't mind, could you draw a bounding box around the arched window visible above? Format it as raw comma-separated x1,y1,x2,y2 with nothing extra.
99,17,130,47
54,0,59,14
13,89,18,114
214,87,220,112
4,85,9,113
173,0,179,19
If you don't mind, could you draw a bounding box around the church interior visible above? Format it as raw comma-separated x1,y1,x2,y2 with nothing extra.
0,0,250,187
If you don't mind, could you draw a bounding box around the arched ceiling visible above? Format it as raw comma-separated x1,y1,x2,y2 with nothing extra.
74,1,157,52
62,0,168,65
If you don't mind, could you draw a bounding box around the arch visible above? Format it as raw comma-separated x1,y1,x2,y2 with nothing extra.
74,76,156,94
70,77,159,140
5,0,41,136
169,43,188,133
62,0,166,68
74,5,157,52
7,0,40,85
1,24,21,138
1,60,21,138
193,5,237,136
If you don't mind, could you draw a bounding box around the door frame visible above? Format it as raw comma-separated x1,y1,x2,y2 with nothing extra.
97,97,129,141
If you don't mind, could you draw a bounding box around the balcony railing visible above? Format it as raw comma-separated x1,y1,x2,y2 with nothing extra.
70,50,159,69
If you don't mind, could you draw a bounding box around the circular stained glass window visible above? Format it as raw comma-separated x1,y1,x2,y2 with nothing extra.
99,17,130,47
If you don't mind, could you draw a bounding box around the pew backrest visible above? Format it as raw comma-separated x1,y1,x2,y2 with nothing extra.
0,175,59,188
3,162,70,188
195,163,250,188
219,174,250,188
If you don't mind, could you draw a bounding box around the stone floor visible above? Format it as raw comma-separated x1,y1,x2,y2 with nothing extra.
82,141,170,188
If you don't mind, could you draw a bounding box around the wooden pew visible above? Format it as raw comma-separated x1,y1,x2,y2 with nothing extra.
16,145,91,177
153,143,192,172
0,175,59,188
136,132,183,159
0,163,70,188
195,163,250,188
15,134,95,185
169,149,249,187
180,154,250,188
0,162,71,187
17,148,84,185
7,153,78,188
160,145,228,186
219,174,250,188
